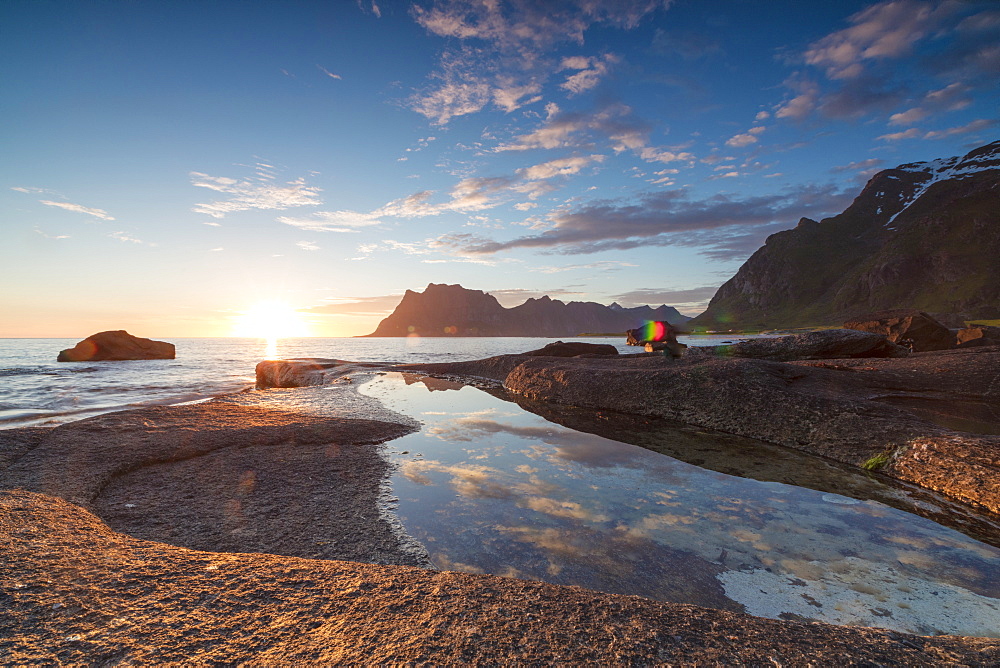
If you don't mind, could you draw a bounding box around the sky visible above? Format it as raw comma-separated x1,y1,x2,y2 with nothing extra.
2,0,998,337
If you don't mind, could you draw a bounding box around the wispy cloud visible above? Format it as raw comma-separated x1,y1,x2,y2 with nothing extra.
296,240,321,251
411,0,670,50
408,1,672,124
804,1,950,80
432,182,854,259
888,82,971,125
497,102,694,165
535,260,636,274
304,293,403,317
517,154,605,180
278,210,381,232
923,117,997,139
832,158,883,173
39,200,115,221
559,54,619,95
34,228,70,240
190,168,322,218
108,230,146,244
877,117,996,141
611,286,720,308
724,126,765,148
317,64,342,80
778,1,1000,125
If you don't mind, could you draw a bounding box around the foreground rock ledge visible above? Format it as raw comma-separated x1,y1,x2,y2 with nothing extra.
3,490,998,665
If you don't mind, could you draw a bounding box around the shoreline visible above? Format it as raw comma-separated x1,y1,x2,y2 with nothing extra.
3,348,1000,662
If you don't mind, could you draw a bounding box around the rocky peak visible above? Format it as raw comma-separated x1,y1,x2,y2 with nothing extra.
690,140,1000,330
366,284,689,337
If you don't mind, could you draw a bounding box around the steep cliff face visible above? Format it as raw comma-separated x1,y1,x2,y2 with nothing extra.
365,283,689,337
690,141,1000,330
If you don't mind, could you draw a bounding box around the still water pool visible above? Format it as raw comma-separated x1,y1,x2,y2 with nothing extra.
361,372,1000,637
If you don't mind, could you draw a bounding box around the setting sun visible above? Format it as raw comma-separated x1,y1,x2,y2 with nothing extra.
231,301,310,339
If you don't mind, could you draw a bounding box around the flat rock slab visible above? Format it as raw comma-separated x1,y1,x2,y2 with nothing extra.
3,489,998,665
0,399,423,567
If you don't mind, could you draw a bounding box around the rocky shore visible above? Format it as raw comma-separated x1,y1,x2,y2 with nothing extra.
399,337,1000,517
3,340,1000,663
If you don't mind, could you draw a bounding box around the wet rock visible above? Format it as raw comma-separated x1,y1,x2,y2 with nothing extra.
255,358,342,388
57,330,174,362
521,341,619,357
843,310,953,352
688,329,908,361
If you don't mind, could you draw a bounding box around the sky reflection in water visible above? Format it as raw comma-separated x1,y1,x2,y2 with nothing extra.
362,373,1000,637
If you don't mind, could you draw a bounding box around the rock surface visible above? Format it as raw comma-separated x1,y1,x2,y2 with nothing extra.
521,340,619,357
57,330,175,362
844,309,954,351
3,363,1000,663
689,328,910,361
5,490,997,665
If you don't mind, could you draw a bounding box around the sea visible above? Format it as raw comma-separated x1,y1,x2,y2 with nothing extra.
0,335,759,429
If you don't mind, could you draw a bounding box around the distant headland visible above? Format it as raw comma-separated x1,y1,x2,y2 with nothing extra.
363,283,690,337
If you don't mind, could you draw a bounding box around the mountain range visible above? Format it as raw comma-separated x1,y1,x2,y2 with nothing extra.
364,283,689,337
689,140,1000,330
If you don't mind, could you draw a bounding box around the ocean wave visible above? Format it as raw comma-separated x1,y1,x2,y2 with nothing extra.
0,367,45,377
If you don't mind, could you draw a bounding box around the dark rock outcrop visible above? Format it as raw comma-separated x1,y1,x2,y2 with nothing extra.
498,349,1000,514
521,341,619,357
844,310,953,352
365,283,689,337
402,345,1000,515
690,141,1000,330
57,330,175,362
957,324,1000,348
688,329,909,361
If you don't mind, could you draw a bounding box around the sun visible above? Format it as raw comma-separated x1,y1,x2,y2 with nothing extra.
232,301,310,339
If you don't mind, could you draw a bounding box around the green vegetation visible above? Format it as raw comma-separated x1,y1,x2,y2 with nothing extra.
970,319,1000,327
862,451,892,471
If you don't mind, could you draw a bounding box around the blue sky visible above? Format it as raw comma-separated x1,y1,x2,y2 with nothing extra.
2,0,997,337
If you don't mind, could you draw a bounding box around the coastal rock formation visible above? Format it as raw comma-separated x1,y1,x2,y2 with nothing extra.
844,310,953,352
3,387,999,664
57,330,175,362
365,283,689,337
521,341,618,357
688,329,909,361
403,345,1000,515
690,141,1000,330
957,324,1000,348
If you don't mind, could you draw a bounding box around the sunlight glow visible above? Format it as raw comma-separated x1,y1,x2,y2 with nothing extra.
231,301,311,341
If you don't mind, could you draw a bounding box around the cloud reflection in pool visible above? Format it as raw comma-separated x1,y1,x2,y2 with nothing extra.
362,372,1000,637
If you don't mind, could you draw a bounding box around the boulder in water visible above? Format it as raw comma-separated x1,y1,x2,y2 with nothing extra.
57,330,175,362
